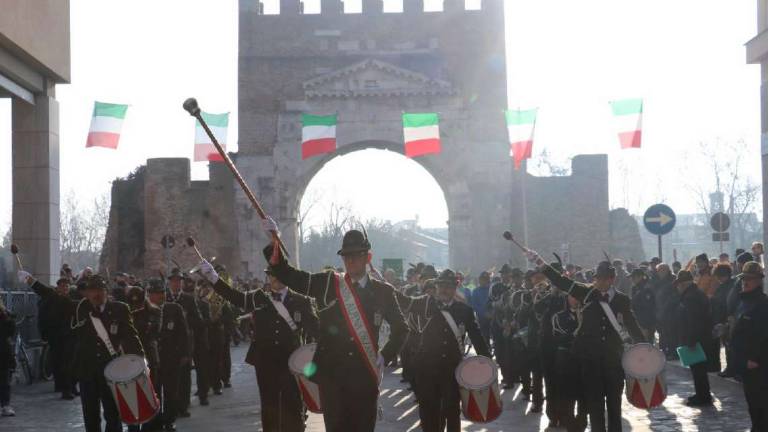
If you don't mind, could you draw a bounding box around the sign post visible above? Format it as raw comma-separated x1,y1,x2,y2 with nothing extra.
161,234,175,275
710,212,731,254
643,204,677,261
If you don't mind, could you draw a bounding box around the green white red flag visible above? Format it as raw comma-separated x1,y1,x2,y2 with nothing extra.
610,98,643,149
402,112,441,158
194,111,229,162
86,101,129,149
505,109,537,169
302,114,337,159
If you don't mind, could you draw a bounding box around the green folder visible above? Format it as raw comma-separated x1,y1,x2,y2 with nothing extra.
677,343,707,367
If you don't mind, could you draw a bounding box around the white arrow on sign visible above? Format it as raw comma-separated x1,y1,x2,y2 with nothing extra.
645,212,674,226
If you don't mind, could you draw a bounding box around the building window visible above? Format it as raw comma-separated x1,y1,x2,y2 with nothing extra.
364,80,379,89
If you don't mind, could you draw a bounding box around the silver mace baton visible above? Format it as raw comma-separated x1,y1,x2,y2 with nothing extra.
182,98,289,258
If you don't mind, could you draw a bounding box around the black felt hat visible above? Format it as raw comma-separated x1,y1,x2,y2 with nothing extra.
337,230,371,256
436,269,458,287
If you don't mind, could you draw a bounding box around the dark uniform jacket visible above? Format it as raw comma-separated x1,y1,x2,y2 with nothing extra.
156,302,190,368
729,289,768,378
131,301,161,368
266,250,407,384
534,289,566,355
71,300,145,380
211,279,318,368
409,295,490,370
168,290,205,350
676,283,713,348
541,265,644,363
32,281,75,342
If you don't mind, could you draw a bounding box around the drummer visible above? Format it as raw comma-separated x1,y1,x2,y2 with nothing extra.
198,264,318,432
525,251,644,432
409,269,490,432
49,274,143,432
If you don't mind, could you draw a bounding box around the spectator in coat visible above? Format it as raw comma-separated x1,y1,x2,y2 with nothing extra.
0,303,15,417
630,269,656,342
675,270,714,406
470,271,492,343
654,264,679,359
711,263,735,376
729,262,768,430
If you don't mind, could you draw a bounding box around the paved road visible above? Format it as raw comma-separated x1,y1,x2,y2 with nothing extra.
1,345,753,431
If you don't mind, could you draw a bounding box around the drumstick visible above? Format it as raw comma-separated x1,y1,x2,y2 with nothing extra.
10,243,23,271
186,237,205,262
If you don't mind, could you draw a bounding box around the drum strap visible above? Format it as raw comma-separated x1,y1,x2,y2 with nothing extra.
90,313,118,357
271,298,298,331
598,301,631,344
440,310,463,354
335,273,380,385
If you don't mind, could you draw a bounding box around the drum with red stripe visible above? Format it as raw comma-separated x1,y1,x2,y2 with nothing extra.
455,355,502,423
104,354,160,425
622,343,667,409
288,343,323,413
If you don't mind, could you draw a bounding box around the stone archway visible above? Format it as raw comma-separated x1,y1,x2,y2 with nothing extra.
290,140,453,267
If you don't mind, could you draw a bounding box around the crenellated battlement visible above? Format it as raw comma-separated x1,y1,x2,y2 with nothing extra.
242,0,499,17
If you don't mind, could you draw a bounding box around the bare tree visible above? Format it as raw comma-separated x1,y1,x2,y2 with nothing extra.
687,139,762,247
298,188,323,243
534,148,571,177
60,191,110,271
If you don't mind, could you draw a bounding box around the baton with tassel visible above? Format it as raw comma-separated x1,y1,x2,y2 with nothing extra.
182,98,289,259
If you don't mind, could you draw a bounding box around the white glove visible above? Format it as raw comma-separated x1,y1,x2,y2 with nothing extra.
17,270,33,285
199,260,219,285
261,217,280,236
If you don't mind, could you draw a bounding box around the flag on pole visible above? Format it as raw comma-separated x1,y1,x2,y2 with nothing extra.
302,114,337,159
194,111,229,162
402,112,441,158
610,98,643,149
505,109,537,169
86,101,129,149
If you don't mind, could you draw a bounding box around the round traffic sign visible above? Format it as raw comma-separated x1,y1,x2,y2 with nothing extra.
643,204,676,236
710,212,730,232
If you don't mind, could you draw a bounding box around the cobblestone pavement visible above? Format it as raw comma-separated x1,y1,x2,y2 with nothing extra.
1,345,753,431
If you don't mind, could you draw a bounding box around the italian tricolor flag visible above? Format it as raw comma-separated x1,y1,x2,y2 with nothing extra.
402,112,441,158
86,101,128,149
505,109,537,170
194,111,229,162
302,114,337,159
610,98,643,149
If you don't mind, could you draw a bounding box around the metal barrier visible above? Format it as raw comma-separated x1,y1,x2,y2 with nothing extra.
2,290,41,342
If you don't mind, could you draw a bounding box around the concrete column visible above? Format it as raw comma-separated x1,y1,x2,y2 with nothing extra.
761,66,768,252
12,93,60,285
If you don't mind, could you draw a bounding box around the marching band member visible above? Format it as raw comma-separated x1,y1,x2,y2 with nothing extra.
526,251,644,432
147,279,190,431
199,264,318,432
50,274,143,432
409,269,490,432
259,221,407,432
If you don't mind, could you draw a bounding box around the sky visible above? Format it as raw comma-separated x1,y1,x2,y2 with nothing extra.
0,0,762,233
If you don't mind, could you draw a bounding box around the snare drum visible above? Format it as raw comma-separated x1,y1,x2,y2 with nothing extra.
288,343,322,413
622,343,667,409
103,354,160,425
455,355,502,423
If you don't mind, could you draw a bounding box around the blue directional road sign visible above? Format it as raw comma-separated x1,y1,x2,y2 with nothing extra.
643,204,676,236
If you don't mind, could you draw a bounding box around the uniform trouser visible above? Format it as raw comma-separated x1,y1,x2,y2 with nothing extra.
50,338,75,394
208,324,226,391
581,357,624,432
223,334,232,384
318,374,378,432
691,362,711,399
193,338,211,399
179,363,192,411
491,327,509,382
530,358,544,408
158,365,182,425
743,368,768,432
541,351,558,421
509,343,531,394
80,374,122,432
255,364,305,432
0,369,10,406
415,370,461,432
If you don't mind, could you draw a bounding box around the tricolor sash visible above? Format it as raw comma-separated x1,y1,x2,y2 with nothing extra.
335,273,380,384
